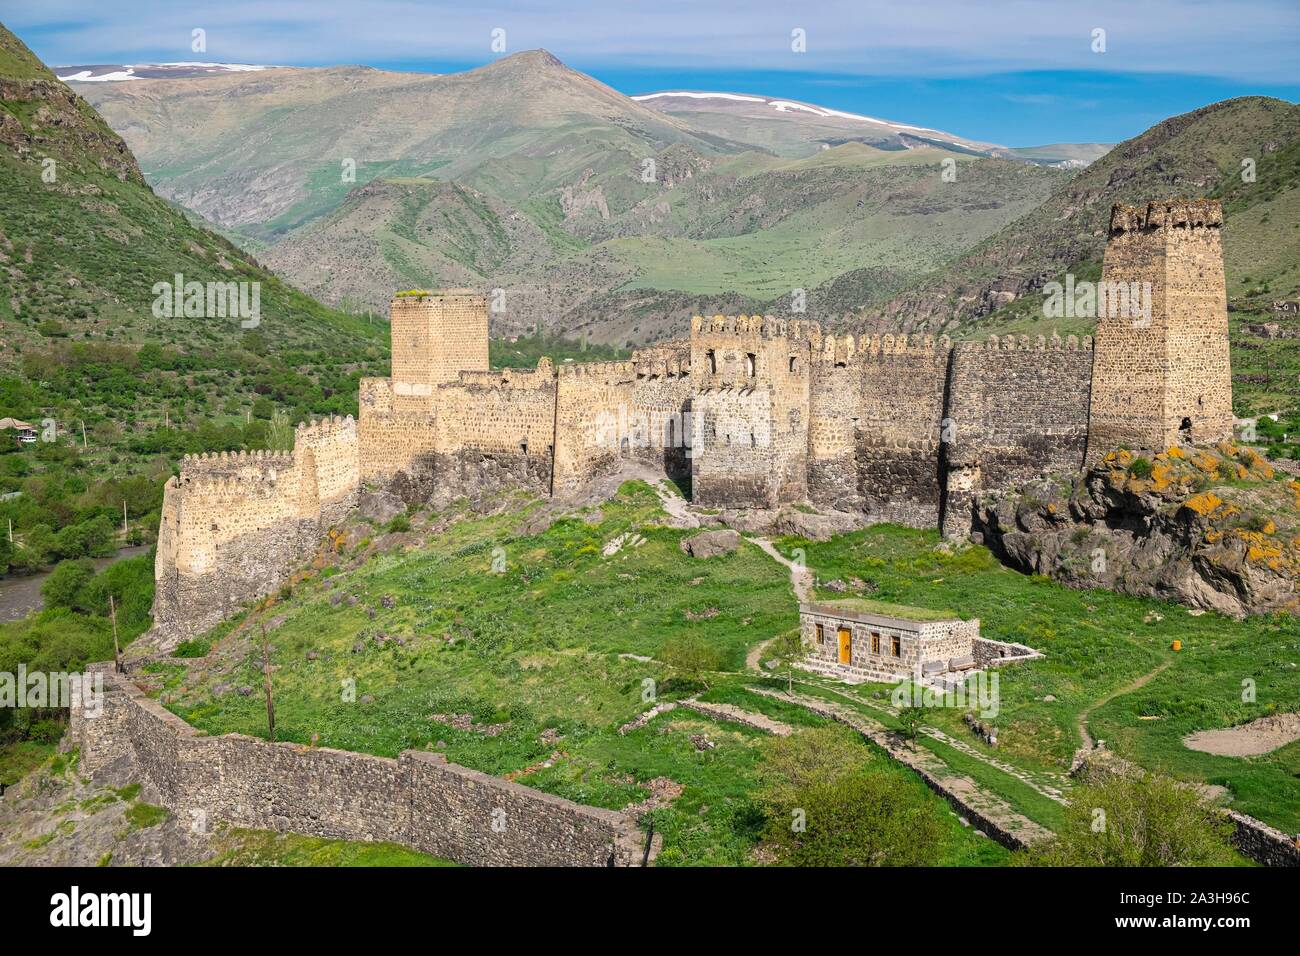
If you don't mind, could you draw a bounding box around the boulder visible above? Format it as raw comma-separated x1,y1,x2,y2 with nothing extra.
358,489,405,525
679,529,742,558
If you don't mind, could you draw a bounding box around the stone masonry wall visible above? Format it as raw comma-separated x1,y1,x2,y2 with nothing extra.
690,315,814,508
943,337,1093,537
151,417,358,647
71,669,648,867
852,334,950,527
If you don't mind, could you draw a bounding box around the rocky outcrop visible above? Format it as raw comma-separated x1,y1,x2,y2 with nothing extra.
708,506,872,542
679,529,741,558
975,446,1299,618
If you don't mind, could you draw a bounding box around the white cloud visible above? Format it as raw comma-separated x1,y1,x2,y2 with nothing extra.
10,0,1300,83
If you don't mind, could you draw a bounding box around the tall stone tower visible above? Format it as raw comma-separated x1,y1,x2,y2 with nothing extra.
1086,199,1233,461
389,289,489,392
690,315,815,508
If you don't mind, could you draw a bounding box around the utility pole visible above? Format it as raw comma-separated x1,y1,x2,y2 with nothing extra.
122,500,128,536
80,420,87,448
261,624,275,742
108,595,122,674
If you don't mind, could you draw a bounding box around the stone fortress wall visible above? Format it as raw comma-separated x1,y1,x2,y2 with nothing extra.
151,416,358,646
71,668,648,866
151,199,1232,641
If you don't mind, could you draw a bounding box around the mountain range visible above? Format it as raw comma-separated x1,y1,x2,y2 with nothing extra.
4,24,1297,418
68,51,1082,341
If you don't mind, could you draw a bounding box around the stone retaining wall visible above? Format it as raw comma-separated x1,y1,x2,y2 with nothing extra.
71,670,649,867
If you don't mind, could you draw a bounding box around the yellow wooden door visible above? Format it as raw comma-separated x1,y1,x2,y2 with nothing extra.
837,628,852,665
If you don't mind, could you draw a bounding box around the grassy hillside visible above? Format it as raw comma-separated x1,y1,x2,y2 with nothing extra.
0,20,389,574
140,477,1292,865
263,139,1062,340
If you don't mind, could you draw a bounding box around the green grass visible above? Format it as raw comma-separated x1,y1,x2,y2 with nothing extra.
199,828,456,867
160,482,1006,865
810,596,960,622
124,801,168,830
785,524,1300,831
156,484,1299,861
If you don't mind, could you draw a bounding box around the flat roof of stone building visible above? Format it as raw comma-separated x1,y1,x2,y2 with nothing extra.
801,598,962,626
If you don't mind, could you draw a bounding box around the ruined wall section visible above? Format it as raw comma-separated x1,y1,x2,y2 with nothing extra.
807,333,863,508
943,335,1093,536
432,361,558,496
1086,200,1232,460
628,342,693,485
690,316,815,508
71,669,649,867
294,416,360,524
850,334,950,528
553,360,636,495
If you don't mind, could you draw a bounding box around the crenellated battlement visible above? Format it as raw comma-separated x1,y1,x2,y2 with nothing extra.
156,194,1232,641
691,314,821,341
179,449,295,478
814,332,955,366
1109,198,1223,235
556,359,637,382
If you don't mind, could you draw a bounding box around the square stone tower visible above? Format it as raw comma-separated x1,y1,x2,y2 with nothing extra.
1086,199,1233,460
389,289,489,392
690,315,815,508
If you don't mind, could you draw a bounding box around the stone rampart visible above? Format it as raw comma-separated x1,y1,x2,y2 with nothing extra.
71,669,649,867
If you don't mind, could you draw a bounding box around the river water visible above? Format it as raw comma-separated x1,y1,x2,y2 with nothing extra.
0,545,152,624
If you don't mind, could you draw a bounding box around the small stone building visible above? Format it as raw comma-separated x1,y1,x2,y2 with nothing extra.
800,599,980,682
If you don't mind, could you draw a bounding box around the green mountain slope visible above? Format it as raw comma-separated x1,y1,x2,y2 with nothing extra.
0,20,388,573
862,96,1300,335
73,52,1066,342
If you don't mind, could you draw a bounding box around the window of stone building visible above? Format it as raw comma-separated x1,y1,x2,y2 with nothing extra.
1180,417,1192,438
871,632,880,655
520,441,528,455
789,355,798,373
746,353,756,376
815,623,824,645
707,350,717,374
891,635,901,657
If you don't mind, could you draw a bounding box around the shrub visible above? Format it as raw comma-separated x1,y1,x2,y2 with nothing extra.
1128,457,1154,479
1019,771,1239,867
762,765,943,866
40,559,96,612
172,638,211,659
658,632,724,690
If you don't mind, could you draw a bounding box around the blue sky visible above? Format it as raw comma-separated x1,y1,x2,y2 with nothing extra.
4,0,1298,146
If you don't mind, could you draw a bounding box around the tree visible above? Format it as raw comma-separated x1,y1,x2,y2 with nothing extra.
40,558,96,611
896,705,926,749
755,727,945,866
767,629,805,692
1020,771,1240,867
658,632,724,691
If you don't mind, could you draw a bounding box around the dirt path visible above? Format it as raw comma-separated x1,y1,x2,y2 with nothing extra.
746,536,813,602
1077,659,1174,751
652,480,700,528
743,536,813,673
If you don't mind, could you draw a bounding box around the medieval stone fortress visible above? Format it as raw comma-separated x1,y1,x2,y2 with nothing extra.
150,198,1234,645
